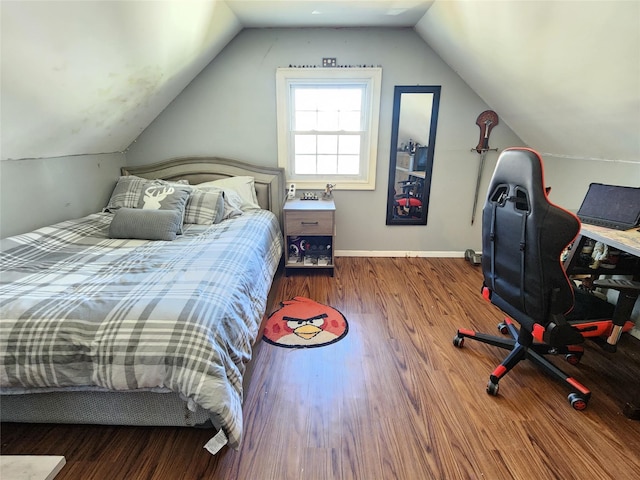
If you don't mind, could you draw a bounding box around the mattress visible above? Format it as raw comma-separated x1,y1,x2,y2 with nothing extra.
0,210,283,449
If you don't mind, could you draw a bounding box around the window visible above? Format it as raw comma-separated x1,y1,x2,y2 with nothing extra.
276,67,382,190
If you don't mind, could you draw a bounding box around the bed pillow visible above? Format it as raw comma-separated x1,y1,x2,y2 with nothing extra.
137,183,191,234
103,175,149,212
196,185,244,220
109,208,182,241
103,176,190,212
104,176,191,234
184,188,225,225
198,176,261,211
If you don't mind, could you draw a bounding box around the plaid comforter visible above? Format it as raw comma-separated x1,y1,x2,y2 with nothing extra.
0,210,283,449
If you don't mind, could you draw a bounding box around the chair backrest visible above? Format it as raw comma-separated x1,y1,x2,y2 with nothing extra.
481,148,580,330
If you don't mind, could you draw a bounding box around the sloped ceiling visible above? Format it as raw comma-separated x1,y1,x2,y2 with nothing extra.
417,1,640,164
1,0,639,166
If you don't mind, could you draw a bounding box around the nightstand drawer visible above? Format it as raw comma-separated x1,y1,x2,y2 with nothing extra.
285,211,334,235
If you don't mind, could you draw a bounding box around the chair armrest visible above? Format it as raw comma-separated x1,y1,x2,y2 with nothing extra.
543,315,585,347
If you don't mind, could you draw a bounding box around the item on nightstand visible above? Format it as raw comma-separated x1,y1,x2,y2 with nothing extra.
304,255,318,266
287,183,296,200
323,184,335,199
288,243,301,264
301,192,319,200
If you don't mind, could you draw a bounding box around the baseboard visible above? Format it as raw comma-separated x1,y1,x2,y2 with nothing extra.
334,250,466,258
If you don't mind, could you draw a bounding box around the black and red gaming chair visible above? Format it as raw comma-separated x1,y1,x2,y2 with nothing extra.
394,179,423,218
454,147,638,410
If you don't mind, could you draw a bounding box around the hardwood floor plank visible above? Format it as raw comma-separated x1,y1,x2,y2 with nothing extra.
2,258,640,479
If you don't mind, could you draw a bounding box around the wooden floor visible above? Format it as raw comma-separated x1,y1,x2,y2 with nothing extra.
2,257,640,479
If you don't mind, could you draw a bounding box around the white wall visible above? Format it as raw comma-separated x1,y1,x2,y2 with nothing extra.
0,153,125,238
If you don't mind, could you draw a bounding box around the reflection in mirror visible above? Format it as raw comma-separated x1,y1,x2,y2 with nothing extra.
386,86,441,225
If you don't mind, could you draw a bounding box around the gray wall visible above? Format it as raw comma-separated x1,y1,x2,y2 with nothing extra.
125,27,524,254
0,153,125,238
124,27,638,254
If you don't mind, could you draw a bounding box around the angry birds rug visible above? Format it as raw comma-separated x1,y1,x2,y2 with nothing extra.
262,297,348,348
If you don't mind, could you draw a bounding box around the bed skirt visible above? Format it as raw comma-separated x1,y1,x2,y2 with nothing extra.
0,390,216,428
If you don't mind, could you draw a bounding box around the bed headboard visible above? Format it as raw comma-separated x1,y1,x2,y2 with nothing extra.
121,157,286,227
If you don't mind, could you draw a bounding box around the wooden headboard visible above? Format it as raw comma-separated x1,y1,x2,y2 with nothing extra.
121,157,286,227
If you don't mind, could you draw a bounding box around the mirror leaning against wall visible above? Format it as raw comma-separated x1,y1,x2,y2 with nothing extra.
386,85,441,225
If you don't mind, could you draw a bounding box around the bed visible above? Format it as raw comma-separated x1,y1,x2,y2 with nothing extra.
0,157,285,453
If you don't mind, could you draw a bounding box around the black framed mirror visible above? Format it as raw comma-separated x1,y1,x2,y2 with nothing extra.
386,85,441,225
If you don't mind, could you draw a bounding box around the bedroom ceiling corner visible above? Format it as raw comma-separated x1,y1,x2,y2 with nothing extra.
0,0,242,161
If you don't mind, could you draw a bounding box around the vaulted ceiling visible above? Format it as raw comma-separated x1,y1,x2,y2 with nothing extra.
2,1,639,166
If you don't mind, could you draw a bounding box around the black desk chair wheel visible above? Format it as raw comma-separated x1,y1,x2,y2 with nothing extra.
454,147,639,410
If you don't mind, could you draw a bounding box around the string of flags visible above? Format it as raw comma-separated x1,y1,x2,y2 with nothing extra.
287,64,381,68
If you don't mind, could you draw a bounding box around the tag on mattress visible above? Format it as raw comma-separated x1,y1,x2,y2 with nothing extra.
204,429,228,455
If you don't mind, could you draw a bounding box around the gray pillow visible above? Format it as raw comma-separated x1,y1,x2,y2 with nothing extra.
136,183,191,234
103,176,149,212
109,208,182,241
184,188,225,225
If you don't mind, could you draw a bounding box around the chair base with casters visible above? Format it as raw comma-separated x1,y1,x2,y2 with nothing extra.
454,283,638,410
454,317,592,410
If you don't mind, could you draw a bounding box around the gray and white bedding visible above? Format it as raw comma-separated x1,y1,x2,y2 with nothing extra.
0,209,283,449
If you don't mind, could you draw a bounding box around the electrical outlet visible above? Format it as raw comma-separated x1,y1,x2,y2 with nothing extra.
322,57,337,67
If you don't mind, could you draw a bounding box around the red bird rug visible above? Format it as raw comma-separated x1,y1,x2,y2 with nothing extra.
262,297,348,348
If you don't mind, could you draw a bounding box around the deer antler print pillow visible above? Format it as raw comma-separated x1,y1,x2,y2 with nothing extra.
104,175,191,233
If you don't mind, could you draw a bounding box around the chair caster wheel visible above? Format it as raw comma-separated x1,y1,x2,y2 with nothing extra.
565,353,582,365
498,322,508,335
453,336,464,348
487,381,499,396
568,393,588,411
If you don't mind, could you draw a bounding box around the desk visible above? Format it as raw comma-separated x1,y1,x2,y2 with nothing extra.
564,224,640,419
395,167,426,180
564,224,640,275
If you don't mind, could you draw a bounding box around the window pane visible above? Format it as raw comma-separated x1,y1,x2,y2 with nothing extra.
295,135,316,154
317,135,337,154
317,111,339,130
338,155,360,175
339,111,361,131
318,155,338,174
317,89,338,110
296,111,317,131
295,155,317,174
295,89,317,110
338,88,362,110
338,135,360,155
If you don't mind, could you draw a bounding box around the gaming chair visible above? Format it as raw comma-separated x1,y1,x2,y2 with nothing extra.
394,179,423,218
454,147,638,410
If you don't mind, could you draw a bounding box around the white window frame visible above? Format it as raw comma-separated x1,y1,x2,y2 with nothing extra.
276,67,382,190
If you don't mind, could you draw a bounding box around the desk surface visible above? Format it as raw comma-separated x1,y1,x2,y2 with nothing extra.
580,224,640,257
395,167,426,179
